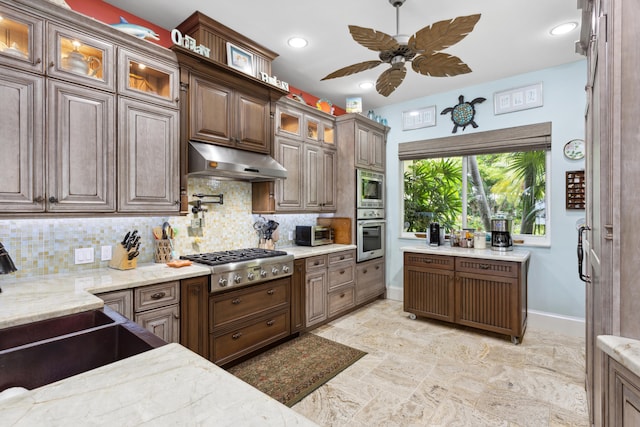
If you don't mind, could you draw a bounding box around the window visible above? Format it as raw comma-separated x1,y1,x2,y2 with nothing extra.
399,123,551,246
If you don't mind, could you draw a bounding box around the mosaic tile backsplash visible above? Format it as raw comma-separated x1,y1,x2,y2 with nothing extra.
0,178,322,279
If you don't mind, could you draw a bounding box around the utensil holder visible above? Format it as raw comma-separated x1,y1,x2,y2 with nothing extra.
108,244,137,270
154,240,172,263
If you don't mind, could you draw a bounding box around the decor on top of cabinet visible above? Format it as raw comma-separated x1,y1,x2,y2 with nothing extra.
46,0,70,9
440,95,486,133
316,98,333,114
226,42,254,76
110,17,160,41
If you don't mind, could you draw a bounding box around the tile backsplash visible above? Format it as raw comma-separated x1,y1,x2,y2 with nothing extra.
0,177,322,279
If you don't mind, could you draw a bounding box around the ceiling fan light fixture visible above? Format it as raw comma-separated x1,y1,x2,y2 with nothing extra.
287,37,308,48
550,22,578,36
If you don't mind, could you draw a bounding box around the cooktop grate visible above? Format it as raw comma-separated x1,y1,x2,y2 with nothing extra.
180,248,289,266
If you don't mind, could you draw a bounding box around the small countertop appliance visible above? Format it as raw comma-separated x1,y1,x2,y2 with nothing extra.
429,222,440,247
491,218,513,251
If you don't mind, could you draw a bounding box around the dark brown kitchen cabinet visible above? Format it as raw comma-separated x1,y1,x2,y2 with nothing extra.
0,68,44,212
291,259,306,333
187,71,270,153
404,253,455,323
117,97,180,213
404,252,528,343
209,278,291,366
0,4,44,74
46,79,115,212
180,276,209,358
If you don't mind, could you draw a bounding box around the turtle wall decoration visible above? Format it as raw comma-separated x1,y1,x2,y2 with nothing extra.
441,95,486,133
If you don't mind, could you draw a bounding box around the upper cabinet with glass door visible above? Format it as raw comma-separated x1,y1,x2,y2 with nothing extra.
275,102,303,139
46,23,115,91
305,115,334,147
0,5,44,73
118,48,179,109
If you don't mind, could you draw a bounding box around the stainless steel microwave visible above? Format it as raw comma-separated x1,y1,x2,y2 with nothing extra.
356,169,384,209
295,226,334,246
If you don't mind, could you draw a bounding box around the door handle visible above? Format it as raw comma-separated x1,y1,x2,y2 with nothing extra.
577,225,591,282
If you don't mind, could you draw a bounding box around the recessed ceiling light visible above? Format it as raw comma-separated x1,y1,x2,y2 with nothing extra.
550,22,578,36
288,37,308,48
359,81,374,90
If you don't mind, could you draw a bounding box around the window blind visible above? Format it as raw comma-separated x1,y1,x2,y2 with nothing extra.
398,122,552,160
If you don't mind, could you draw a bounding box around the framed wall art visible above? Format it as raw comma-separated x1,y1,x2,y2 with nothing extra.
226,42,254,76
493,82,543,115
402,105,436,130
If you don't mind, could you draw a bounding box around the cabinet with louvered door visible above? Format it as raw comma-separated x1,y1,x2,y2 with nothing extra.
454,257,523,342
403,252,455,322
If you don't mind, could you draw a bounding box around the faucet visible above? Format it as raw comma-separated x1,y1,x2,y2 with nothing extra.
0,241,18,293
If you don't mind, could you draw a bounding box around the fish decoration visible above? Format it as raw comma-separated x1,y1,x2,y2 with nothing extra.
110,17,160,41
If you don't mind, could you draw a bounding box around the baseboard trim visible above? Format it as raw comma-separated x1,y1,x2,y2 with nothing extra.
385,287,585,339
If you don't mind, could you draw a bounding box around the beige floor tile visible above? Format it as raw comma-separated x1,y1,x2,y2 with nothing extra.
292,299,588,427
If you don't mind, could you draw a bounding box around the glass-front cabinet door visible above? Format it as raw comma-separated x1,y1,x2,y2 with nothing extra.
118,48,179,108
321,120,335,146
47,23,115,91
0,6,44,73
275,103,302,138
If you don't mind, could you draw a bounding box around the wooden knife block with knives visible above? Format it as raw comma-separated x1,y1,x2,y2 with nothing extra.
109,244,138,270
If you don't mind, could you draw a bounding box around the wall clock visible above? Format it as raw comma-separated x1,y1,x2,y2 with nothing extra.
563,139,585,160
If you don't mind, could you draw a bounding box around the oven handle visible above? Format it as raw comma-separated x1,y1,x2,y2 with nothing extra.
357,219,386,226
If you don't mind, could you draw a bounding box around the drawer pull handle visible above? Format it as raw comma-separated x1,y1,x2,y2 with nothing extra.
479,264,491,269
340,270,345,274
266,320,275,326
423,259,433,263
232,298,241,305
340,256,345,260
232,332,242,340
267,289,275,295
151,292,166,300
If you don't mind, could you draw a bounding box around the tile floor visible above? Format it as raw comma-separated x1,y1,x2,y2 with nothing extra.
292,299,588,427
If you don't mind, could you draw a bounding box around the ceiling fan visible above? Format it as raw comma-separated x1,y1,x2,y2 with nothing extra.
321,0,481,97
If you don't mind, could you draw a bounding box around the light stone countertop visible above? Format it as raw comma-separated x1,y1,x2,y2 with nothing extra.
401,244,531,262
597,335,640,379
0,263,211,329
0,343,318,426
283,243,357,259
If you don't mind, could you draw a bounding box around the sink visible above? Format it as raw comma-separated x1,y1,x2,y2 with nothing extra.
0,307,167,392
0,309,115,351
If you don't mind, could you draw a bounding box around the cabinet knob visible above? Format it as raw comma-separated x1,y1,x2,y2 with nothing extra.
232,298,241,305
266,320,275,326
48,196,58,204
174,97,180,103
340,293,345,298
174,200,180,205
232,332,242,340
35,58,42,64
375,265,380,270
479,264,491,270
150,292,166,300
363,269,368,274
267,289,275,295
339,270,345,275
34,196,44,203
49,61,55,68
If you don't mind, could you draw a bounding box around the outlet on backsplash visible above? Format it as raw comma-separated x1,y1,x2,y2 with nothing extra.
74,248,94,264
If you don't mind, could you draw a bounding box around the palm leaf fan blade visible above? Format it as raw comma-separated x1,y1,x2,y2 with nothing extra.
321,60,383,80
376,65,406,97
348,25,399,52
409,14,481,54
412,52,472,77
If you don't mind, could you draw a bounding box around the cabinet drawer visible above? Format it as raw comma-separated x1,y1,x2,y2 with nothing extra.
328,286,355,317
404,253,454,270
328,250,355,266
305,255,327,270
211,310,290,366
356,258,385,304
328,263,355,291
210,278,290,330
134,281,180,312
455,257,519,278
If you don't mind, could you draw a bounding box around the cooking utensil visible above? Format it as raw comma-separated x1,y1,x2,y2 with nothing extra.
152,227,163,240
162,222,171,239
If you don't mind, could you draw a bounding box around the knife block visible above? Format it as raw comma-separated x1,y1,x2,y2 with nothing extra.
108,244,137,270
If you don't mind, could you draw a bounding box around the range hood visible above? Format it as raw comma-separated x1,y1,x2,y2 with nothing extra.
188,141,287,181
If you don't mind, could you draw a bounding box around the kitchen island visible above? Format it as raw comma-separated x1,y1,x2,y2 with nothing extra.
0,264,317,426
402,245,530,344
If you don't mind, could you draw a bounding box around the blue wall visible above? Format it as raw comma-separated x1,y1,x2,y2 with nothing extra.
377,60,587,318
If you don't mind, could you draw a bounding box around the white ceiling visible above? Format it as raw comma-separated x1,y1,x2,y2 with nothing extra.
104,0,584,110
